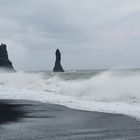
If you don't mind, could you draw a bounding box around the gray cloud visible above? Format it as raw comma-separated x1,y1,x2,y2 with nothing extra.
0,0,140,70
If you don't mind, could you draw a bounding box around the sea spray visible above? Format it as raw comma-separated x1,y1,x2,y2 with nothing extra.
0,70,140,118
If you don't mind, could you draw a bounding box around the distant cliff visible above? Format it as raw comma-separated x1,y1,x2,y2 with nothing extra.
0,44,15,71
53,49,64,72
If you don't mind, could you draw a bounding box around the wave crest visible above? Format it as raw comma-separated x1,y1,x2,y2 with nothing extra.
0,71,140,118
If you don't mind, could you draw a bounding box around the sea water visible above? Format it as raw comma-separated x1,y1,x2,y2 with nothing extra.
0,69,140,119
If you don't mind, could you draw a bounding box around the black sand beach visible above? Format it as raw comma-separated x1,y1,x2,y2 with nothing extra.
0,100,140,140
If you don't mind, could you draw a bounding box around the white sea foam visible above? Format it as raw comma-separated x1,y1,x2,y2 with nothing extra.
0,71,140,119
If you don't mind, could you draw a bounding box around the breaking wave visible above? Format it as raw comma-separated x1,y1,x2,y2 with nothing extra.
0,70,140,119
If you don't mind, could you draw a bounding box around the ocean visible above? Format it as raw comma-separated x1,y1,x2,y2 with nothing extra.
0,69,140,119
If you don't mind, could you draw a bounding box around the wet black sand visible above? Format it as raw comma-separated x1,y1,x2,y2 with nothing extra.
0,100,140,140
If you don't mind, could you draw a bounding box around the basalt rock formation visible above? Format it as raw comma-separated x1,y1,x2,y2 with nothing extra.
53,49,64,72
0,43,15,71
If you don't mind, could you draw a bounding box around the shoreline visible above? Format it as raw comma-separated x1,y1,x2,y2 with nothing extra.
0,99,140,139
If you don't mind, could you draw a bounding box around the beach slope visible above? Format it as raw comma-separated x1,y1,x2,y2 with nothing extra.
0,100,140,140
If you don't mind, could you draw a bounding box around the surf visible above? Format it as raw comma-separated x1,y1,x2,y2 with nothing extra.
0,70,140,119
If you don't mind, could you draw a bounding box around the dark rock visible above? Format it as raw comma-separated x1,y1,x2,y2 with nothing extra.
0,43,15,71
53,49,64,72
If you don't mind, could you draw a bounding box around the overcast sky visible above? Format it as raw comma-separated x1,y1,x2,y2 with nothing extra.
0,0,140,70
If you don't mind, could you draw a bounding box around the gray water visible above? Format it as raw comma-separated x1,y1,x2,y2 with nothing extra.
40,68,140,79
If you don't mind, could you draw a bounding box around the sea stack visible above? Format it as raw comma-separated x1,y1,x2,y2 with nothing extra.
0,43,15,71
53,49,64,72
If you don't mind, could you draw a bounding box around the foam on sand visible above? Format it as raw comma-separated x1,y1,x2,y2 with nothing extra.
0,71,140,119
